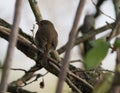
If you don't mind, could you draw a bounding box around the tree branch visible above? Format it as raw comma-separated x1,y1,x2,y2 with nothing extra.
28,0,42,22
56,1,86,93
57,22,116,54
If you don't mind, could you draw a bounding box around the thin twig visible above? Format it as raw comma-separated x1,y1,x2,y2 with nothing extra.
70,59,83,63
0,67,27,73
21,72,48,87
91,0,115,21
105,21,115,41
10,65,41,87
66,78,82,93
68,71,93,89
49,62,82,93
55,1,86,93
0,1,23,93
98,69,115,73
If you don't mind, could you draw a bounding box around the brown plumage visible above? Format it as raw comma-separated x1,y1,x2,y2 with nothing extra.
35,20,58,66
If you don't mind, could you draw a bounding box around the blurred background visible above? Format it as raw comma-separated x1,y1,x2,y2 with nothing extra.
0,0,116,93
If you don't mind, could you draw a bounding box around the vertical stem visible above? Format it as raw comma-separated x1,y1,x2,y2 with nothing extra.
55,0,86,93
0,0,23,93
112,0,120,18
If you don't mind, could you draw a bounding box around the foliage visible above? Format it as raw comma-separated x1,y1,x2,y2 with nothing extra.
84,39,110,70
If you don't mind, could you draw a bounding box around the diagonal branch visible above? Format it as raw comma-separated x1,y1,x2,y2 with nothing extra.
28,0,42,22
57,22,116,54
56,0,86,93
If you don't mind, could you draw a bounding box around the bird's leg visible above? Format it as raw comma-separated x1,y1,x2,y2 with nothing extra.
41,44,51,67
36,51,44,67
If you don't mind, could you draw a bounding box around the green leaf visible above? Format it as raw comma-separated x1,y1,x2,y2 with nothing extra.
113,38,120,49
84,39,110,70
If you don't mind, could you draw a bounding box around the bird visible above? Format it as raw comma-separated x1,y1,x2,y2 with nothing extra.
35,20,58,66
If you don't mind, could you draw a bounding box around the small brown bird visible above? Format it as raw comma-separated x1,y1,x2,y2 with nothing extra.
35,20,58,66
